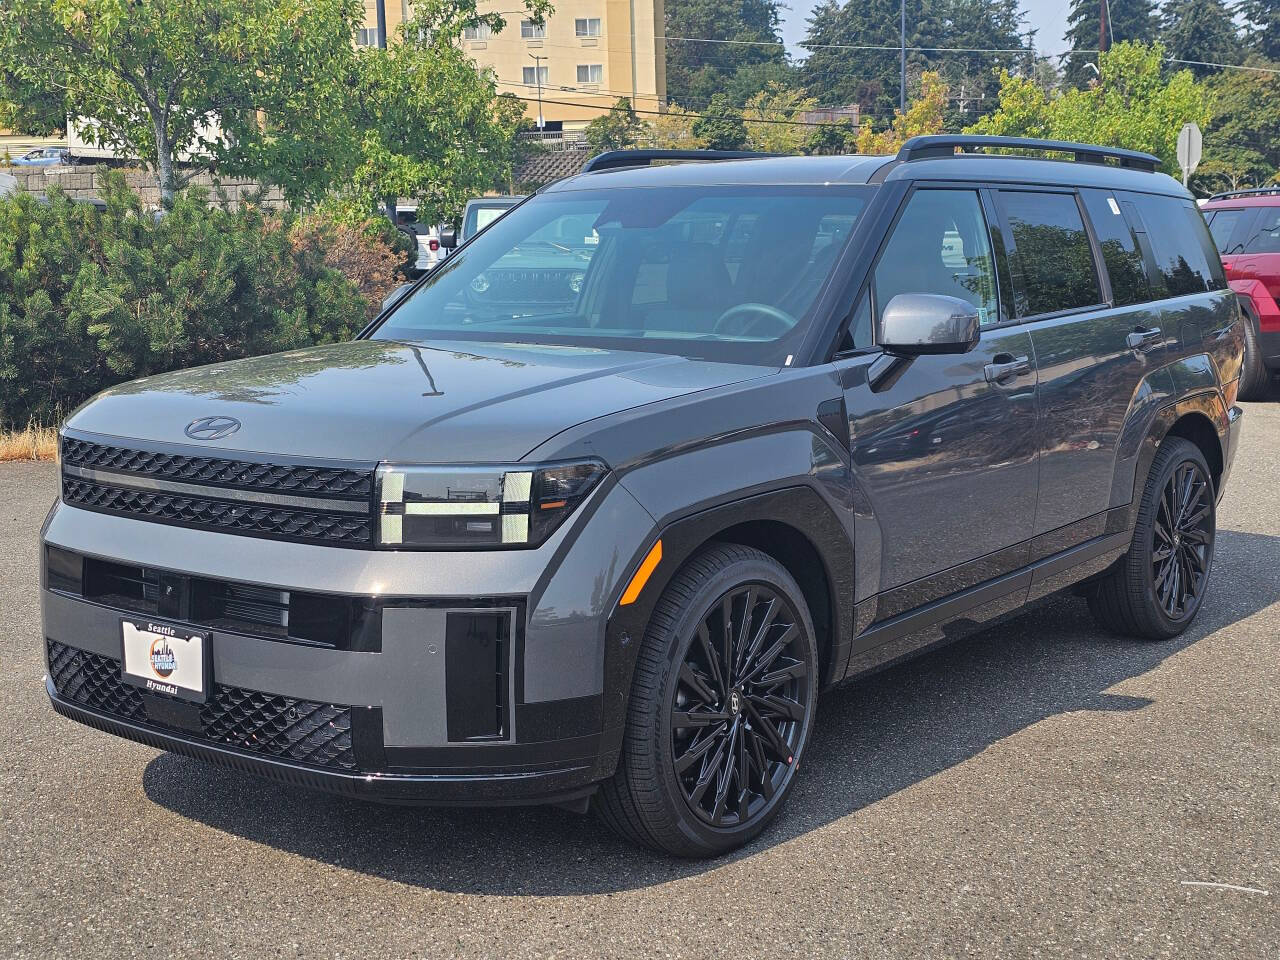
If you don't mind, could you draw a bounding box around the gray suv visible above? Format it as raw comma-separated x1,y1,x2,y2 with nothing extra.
42,137,1245,857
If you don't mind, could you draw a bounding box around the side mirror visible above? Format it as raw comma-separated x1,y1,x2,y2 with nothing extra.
382,282,413,311
439,225,458,249
879,293,981,355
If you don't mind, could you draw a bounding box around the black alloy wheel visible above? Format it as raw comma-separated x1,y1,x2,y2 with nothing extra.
671,584,809,828
595,543,818,857
1087,436,1216,640
1151,460,1213,621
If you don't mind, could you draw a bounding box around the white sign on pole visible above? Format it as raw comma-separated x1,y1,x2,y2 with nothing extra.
1177,122,1202,187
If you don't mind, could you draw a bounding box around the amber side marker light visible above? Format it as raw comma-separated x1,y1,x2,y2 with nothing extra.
620,539,663,606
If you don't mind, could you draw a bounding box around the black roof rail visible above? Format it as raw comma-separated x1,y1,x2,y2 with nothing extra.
582,149,778,173
897,135,1161,172
1207,186,1280,202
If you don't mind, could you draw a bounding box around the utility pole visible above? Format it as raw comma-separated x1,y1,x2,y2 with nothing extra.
376,0,391,223
529,54,547,130
900,0,907,113
1099,0,1109,57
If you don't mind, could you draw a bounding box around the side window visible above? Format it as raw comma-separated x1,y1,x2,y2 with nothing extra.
1243,208,1280,254
998,190,1102,316
1121,192,1219,296
1081,189,1151,307
1207,208,1252,254
872,189,999,327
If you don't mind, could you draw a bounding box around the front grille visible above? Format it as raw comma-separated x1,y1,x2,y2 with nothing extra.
60,435,376,548
61,437,373,500
61,477,373,547
47,547,383,652
47,640,357,771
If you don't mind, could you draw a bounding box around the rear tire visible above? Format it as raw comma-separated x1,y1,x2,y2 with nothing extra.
1087,437,1215,640
1238,308,1270,402
595,544,818,858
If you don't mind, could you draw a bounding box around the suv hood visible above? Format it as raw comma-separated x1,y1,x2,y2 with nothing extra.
65,339,774,463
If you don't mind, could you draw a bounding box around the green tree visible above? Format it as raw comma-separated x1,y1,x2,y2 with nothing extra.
802,0,1024,125
584,98,644,153
1062,0,1158,88
665,0,790,108
0,68,64,136
803,119,859,155
855,71,948,153
743,83,817,153
1160,0,1241,76
645,105,708,149
967,42,1209,174
0,0,363,204
691,94,749,150
344,0,545,226
1192,65,1280,192
1236,0,1280,60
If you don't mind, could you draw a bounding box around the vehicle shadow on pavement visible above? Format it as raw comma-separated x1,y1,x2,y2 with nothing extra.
142,528,1279,895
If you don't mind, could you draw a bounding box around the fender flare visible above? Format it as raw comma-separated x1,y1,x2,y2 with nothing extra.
597,485,855,763
1122,389,1228,533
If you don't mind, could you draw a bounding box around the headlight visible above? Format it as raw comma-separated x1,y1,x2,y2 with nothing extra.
376,459,607,549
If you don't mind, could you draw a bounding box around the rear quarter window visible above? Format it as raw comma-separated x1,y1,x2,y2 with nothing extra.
1122,192,1225,296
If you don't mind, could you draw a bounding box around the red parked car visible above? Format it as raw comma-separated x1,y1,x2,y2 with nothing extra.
1202,187,1280,399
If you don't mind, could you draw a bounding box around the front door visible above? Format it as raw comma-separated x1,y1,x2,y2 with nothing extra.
842,187,1041,620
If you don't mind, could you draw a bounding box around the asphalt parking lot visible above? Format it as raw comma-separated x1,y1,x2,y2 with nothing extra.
2,405,1277,960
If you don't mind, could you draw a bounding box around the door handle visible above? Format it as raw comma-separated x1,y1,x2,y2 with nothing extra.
1126,326,1162,349
984,353,1031,383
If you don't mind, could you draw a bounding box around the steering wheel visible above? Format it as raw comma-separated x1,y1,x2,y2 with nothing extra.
711,302,798,338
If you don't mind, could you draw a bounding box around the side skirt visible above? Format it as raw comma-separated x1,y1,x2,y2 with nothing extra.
841,526,1131,682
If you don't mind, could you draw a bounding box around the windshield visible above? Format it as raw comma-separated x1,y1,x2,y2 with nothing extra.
372,185,871,365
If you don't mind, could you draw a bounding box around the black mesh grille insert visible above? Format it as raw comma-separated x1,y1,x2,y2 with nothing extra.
61,437,373,500
47,640,357,771
61,477,373,547
47,640,146,722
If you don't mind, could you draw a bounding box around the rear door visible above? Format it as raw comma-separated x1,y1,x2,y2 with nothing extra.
995,186,1159,541
842,186,1040,614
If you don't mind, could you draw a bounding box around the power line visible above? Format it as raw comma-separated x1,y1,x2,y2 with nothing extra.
503,92,872,129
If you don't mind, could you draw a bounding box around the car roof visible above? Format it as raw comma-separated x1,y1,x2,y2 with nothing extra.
545,152,1189,198
1202,193,1280,210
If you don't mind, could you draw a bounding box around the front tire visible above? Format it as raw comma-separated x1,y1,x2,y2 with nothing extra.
595,544,818,857
1087,437,1215,640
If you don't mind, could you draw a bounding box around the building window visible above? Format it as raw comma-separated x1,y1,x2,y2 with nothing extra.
523,65,549,86
575,18,602,37
520,19,546,39
462,23,492,41
355,27,378,47
576,64,603,84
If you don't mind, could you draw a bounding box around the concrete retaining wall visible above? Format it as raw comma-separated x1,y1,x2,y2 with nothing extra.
0,163,286,207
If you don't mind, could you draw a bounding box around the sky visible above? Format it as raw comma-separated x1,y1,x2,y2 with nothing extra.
778,0,1077,60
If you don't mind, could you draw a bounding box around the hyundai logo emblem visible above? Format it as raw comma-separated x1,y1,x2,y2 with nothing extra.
184,415,242,441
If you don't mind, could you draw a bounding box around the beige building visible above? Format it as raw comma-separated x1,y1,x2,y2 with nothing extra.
360,0,665,132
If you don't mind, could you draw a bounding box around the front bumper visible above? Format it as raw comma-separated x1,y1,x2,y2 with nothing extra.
39,470,660,803
46,676,598,806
